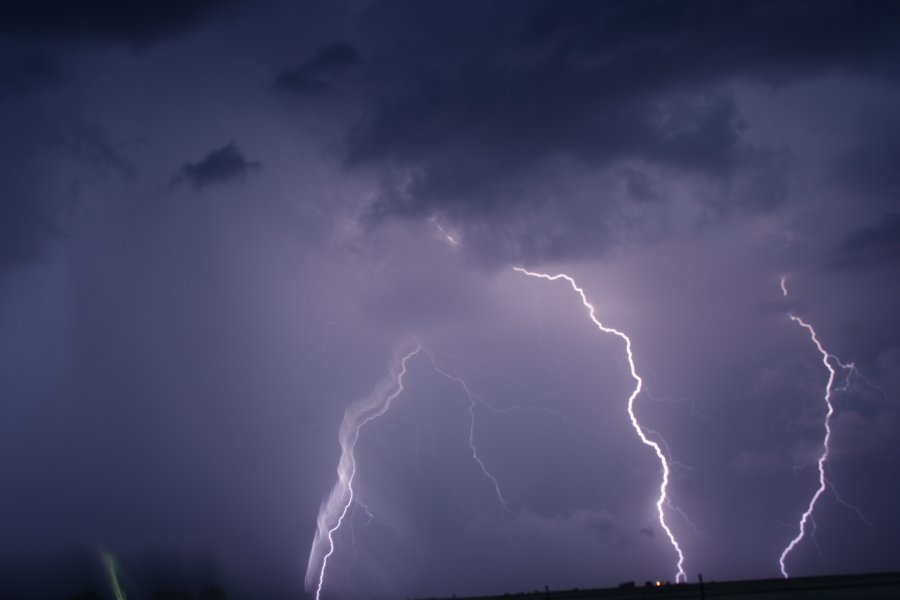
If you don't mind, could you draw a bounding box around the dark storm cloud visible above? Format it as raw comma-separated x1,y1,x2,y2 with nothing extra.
827,213,900,270
2,2,900,598
0,0,232,46
175,143,261,189
324,0,900,263
273,42,362,96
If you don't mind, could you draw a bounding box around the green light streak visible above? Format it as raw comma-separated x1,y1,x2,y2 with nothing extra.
102,553,127,600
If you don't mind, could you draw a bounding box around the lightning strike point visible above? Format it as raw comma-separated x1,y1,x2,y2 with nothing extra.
512,267,687,583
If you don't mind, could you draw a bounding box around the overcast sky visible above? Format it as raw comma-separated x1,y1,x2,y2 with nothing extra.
2,1,900,599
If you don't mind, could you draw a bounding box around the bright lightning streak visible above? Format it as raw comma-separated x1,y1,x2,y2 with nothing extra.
307,339,511,599
306,340,422,600
513,267,687,583
777,277,839,577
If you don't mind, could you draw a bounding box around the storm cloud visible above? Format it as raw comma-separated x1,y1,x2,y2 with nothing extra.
306,0,900,264
2,2,900,600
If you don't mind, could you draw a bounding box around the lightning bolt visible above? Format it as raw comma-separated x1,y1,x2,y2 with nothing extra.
777,276,871,576
306,339,422,600
102,553,127,600
513,267,687,583
307,339,510,599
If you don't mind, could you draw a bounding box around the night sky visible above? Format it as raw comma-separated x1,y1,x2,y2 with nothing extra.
2,2,900,599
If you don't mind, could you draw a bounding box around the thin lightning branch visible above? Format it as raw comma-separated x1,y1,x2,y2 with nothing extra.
432,351,588,440
349,505,361,566
476,395,571,421
513,267,687,583
307,339,514,598
832,360,891,403
423,349,510,514
648,431,704,538
477,399,587,443
808,514,825,562
348,500,403,566
305,305,358,364
781,278,889,402
306,340,422,600
430,348,522,387
642,386,710,421
355,498,403,533
666,498,708,539
826,474,873,527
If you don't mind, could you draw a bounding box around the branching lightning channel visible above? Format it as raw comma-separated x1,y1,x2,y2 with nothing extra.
424,350,510,513
306,340,422,600
777,276,873,577
513,267,687,583
306,340,510,599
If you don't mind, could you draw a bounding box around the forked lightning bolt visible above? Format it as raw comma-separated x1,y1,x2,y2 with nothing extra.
306,340,422,600
777,277,871,577
513,267,687,583
306,339,508,599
